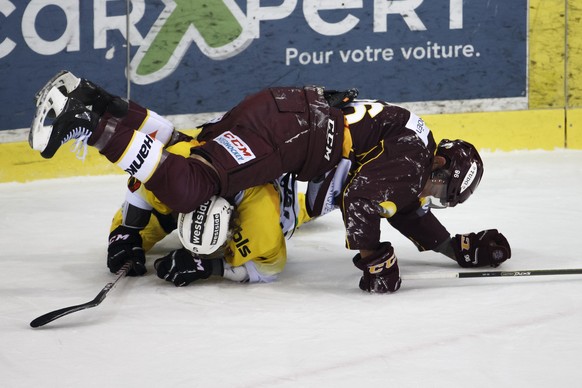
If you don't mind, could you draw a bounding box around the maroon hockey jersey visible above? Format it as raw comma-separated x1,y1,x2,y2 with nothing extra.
336,100,443,250
195,86,346,197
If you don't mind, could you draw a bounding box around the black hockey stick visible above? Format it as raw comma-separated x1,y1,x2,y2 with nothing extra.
402,268,582,280
30,262,132,328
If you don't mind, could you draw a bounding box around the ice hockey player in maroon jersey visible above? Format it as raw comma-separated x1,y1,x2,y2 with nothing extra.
29,71,511,294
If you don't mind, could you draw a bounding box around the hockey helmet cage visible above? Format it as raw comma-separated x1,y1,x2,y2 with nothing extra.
177,196,233,255
432,139,484,207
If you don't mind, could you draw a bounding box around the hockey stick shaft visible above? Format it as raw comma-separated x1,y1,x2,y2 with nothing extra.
402,268,582,280
30,262,132,328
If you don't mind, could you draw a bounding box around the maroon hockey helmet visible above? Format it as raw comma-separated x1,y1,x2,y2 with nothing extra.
427,139,484,207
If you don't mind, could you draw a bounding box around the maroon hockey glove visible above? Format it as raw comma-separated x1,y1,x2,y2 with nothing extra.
107,225,146,276
352,242,402,293
154,248,213,287
452,229,511,268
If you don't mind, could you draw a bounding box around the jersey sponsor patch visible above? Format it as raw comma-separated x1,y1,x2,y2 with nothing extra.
117,132,163,182
213,131,256,164
405,113,430,147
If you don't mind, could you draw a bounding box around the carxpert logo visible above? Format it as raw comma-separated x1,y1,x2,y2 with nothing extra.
0,0,527,131
129,0,468,84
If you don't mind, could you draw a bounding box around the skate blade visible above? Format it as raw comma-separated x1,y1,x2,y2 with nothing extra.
35,70,80,107
29,86,69,151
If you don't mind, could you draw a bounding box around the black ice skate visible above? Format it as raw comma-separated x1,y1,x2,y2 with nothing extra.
35,70,128,117
29,86,99,159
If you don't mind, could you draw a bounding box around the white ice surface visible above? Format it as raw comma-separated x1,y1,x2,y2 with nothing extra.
1,150,582,387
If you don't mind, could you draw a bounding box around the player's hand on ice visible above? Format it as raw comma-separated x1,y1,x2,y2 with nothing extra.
452,229,511,268
352,242,401,293
107,225,147,276
154,248,213,287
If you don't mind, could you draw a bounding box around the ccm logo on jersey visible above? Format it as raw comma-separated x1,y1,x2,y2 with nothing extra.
324,119,335,161
214,131,256,164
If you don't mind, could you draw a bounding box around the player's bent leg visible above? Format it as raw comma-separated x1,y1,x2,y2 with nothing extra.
31,74,219,213
30,90,195,207
87,115,220,213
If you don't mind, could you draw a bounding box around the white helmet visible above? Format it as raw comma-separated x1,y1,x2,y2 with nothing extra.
177,196,233,255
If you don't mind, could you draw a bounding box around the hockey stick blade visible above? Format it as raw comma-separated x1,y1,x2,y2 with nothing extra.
30,262,131,328
402,268,582,281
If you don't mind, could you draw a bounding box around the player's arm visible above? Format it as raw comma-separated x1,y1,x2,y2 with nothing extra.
389,206,511,268
434,230,511,268
107,137,202,275
107,182,153,276
108,175,177,276
109,182,175,248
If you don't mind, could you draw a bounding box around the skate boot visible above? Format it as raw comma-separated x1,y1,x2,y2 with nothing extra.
29,86,100,159
35,70,128,117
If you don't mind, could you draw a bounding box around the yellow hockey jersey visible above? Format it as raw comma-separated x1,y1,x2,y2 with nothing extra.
110,135,311,282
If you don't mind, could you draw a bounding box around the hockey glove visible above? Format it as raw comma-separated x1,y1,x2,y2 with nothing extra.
154,248,213,287
452,229,511,268
352,242,401,293
107,225,147,276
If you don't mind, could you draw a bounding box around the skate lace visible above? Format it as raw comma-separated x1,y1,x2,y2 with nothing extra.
63,127,92,160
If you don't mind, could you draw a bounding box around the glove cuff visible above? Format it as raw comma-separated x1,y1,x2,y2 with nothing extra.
108,225,143,247
452,234,474,268
107,225,146,276
353,242,401,293
352,242,396,273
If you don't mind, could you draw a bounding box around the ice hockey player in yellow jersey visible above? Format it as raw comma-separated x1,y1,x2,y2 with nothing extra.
107,126,311,286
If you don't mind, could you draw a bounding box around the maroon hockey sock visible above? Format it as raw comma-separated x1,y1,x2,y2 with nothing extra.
89,102,171,163
89,113,136,163
121,101,148,129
